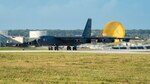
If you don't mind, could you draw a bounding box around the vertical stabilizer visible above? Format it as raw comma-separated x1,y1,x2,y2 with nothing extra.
82,18,92,37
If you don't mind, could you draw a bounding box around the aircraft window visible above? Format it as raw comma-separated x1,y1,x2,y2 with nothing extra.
43,38,46,41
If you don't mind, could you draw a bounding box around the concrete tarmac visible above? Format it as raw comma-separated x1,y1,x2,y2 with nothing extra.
0,49,150,54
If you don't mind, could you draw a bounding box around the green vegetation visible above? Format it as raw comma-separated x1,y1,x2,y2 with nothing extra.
0,52,150,84
8,29,150,39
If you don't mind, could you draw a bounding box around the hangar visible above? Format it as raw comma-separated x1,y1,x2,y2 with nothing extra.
0,34,20,47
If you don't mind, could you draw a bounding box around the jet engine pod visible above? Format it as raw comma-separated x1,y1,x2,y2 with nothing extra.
123,38,130,42
86,39,91,43
101,21,125,43
100,39,115,43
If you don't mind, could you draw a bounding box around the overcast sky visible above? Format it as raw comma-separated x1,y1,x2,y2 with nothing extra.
0,0,150,30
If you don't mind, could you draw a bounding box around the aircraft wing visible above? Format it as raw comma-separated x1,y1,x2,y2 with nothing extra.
55,37,82,39
87,36,140,43
55,36,138,44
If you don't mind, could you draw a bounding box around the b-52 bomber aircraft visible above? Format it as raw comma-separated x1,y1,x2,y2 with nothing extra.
19,18,137,50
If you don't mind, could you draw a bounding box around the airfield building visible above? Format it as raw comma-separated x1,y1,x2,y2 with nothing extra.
0,34,21,47
0,30,8,36
10,36,24,43
29,31,47,39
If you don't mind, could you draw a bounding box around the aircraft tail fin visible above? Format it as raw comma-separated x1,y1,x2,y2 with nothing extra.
82,18,92,37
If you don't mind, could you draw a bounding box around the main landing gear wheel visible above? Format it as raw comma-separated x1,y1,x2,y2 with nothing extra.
73,46,77,50
67,46,71,50
48,46,59,50
48,46,53,50
54,46,59,50
67,46,77,51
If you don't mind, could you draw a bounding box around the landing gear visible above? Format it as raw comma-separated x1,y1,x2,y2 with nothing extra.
48,46,77,51
48,46,53,50
48,46,59,50
54,46,59,50
73,46,77,50
67,46,71,50
67,46,77,51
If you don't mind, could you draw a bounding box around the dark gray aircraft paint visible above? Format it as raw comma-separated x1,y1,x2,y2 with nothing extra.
18,19,136,50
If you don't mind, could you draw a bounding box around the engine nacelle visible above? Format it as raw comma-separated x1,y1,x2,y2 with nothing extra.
74,39,91,43
86,39,91,43
98,39,115,43
74,39,80,43
123,39,130,42
97,39,102,42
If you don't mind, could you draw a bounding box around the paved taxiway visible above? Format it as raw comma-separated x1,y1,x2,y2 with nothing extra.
0,50,150,54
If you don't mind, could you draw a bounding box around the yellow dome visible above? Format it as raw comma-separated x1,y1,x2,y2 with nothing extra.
101,21,125,43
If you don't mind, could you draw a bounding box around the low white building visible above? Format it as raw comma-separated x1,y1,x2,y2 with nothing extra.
10,36,24,43
29,31,47,38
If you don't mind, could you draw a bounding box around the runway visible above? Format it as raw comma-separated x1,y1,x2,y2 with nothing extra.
0,50,150,54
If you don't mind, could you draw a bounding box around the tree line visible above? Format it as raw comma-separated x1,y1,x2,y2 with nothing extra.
8,29,150,39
